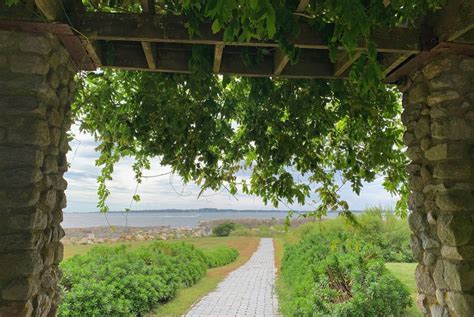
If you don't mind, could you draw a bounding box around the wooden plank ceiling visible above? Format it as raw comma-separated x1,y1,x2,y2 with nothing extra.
2,0,473,83
70,0,421,80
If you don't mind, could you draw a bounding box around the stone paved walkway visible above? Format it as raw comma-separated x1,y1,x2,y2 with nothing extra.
185,238,279,317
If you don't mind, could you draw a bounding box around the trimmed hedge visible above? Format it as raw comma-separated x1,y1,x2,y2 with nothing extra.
203,247,239,268
279,233,411,316
58,242,238,316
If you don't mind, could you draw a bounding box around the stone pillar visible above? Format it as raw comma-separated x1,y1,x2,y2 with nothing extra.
402,54,474,316
0,31,75,316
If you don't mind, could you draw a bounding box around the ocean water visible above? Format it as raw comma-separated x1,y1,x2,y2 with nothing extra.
62,210,298,228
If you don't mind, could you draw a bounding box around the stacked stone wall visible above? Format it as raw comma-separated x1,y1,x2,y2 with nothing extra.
402,54,474,316
0,31,75,316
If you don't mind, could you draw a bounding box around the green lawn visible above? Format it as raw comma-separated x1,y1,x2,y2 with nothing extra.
63,239,155,259
386,262,421,317
64,236,255,259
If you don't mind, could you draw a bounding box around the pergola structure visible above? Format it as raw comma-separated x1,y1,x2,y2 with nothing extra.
0,0,471,81
0,0,473,316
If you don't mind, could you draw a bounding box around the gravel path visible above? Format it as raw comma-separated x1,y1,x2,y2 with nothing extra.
185,238,279,317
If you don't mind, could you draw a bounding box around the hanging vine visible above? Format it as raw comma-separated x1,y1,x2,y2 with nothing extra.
7,0,446,216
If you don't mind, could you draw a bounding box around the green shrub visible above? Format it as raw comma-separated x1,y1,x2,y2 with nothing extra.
203,247,239,268
290,207,413,262
58,242,240,316
356,207,413,262
279,232,411,316
59,242,208,317
212,222,236,236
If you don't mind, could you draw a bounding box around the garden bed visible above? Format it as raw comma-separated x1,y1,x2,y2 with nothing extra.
59,240,240,316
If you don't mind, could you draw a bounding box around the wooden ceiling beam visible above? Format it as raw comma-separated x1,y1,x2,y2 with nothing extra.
102,43,339,78
296,0,310,13
385,41,474,83
141,41,156,69
333,51,362,77
282,50,336,78
274,49,289,75
213,44,224,73
139,0,156,69
104,42,191,73
140,0,155,14
74,12,420,54
382,52,413,76
273,0,309,75
385,0,474,83
433,0,474,42
34,0,63,21
82,39,103,67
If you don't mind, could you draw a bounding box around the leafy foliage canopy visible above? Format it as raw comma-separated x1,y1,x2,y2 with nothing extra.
74,0,445,215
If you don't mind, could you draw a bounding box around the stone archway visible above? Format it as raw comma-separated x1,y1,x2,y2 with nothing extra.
0,4,473,316
402,54,474,316
0,30,75,316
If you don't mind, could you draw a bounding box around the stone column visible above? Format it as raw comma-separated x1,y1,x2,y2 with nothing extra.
402,54,474,316
0,31,75,316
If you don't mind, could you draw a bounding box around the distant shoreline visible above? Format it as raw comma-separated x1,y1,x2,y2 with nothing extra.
62,210,367,230
63,208,361,214
62,217,316,245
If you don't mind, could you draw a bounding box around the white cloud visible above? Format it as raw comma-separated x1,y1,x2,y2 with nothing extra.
64,124,397,212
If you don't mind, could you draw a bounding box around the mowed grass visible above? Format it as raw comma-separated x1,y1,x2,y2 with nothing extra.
386,262,421,317
63,236,257,258
63,239,155,259
273,238,284,275
63,236,260,317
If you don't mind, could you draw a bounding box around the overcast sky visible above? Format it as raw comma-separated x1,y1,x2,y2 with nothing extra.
64,124,399,213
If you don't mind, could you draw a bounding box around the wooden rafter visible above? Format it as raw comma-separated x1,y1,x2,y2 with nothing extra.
141,41,156,69
385,0,474,83
274,49,289,75
140,0,155,14
382,52,413,76
34,0,63,21
273,0,309,75
74,12,420,54
296,0,310,13
82,39,103,67
4,0,473,81
213,44,224,73
434,0,474,42
139,0,156,69
100,42,339,79
334,51,362,77
385,41,474,83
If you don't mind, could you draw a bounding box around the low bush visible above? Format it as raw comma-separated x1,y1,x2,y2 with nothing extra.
291,207,413,262
203,247,239,268
279,232,411,316
212,222,236,236
355,208,413,262
58,241,238,316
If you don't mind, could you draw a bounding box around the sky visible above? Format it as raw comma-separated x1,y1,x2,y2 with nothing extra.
64,124,399,213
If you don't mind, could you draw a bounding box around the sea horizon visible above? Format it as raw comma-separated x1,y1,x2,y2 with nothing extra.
63,208,363,214
62,208,365,228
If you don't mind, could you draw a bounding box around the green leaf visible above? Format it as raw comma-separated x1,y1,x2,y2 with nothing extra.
211,19,221,34
5,0,20,6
